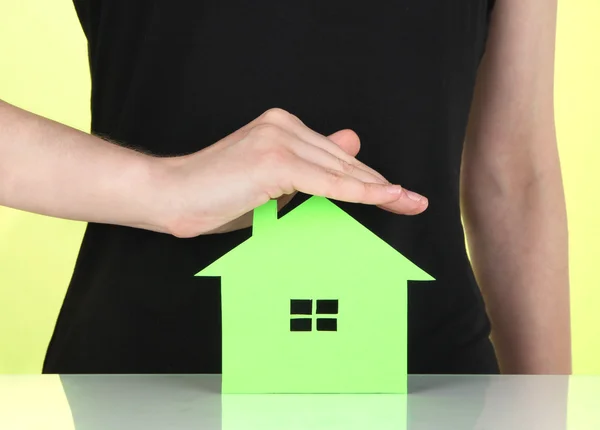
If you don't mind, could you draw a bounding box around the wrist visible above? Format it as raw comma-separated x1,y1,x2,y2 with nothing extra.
142,154,191,236
128,154,178,235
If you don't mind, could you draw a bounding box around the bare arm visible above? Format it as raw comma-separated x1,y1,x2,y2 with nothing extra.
0,102,427,237
0,99,169,232
461,0,571,373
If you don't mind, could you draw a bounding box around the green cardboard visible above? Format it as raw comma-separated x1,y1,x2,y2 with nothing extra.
222,393,407,430
196,196,434,394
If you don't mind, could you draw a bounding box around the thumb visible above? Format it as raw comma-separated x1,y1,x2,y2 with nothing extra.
327,129,361,157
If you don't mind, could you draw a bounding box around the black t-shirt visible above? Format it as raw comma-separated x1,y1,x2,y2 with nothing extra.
44,0,498,374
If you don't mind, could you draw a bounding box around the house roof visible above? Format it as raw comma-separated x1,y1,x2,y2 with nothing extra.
196,196,434,282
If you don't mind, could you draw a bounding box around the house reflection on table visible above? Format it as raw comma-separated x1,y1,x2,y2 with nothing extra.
221,376,492,430
54,374,584,430
222,393,407,430
57,374,493,430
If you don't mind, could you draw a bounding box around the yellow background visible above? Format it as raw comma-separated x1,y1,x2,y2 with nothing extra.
0,1,599,374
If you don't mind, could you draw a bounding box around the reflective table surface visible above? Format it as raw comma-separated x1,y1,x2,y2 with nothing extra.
1,374,598,429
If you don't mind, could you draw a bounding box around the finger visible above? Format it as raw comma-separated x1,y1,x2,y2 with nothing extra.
377,192,428,215
327,129,361,157
326,129,391,184
214,123,385,186
289,140,388,186
297,127,389,183
248,109,389,183
290,160,427,212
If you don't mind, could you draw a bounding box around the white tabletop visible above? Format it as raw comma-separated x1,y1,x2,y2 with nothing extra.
0,374,598,429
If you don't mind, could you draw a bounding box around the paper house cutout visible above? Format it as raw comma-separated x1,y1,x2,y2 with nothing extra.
195,196,434,394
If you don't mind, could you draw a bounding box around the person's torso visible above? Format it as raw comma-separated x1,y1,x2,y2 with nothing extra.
45,0,496,373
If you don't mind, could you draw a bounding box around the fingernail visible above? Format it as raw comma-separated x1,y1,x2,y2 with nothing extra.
405,190,424,202
386,185,404,194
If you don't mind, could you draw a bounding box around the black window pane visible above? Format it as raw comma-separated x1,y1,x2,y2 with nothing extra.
290,318,312,331
316,299,338,315
290,299,312,315
316,318,337,331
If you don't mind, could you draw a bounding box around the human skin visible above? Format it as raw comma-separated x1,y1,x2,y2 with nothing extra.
461,0,571,374
0,103,427,237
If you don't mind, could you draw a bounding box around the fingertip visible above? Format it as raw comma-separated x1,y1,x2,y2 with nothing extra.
402,189,429,214
378,194,429,215
405,190,426,202
411,201,428,215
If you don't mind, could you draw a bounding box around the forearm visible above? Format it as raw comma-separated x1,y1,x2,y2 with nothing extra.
0,99,170,232
461,142,571,374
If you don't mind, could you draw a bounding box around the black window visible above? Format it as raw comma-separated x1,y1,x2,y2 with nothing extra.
290,318,312,331
290,299,312,315
290,299,338,332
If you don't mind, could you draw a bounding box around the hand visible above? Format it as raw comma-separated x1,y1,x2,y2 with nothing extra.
156,108,428,238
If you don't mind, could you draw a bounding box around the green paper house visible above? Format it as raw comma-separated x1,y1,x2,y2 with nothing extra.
195,196,434,394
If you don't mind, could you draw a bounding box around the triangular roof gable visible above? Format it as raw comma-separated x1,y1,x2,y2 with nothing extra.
196,196,433,281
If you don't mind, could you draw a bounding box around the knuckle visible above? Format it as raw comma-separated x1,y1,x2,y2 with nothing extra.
247,124,296,171
362,181,373,196
248,123,285,141
260,107,294,124
325,168,345,185
361,181,385,201
338,158,356,175
289,113,304,124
